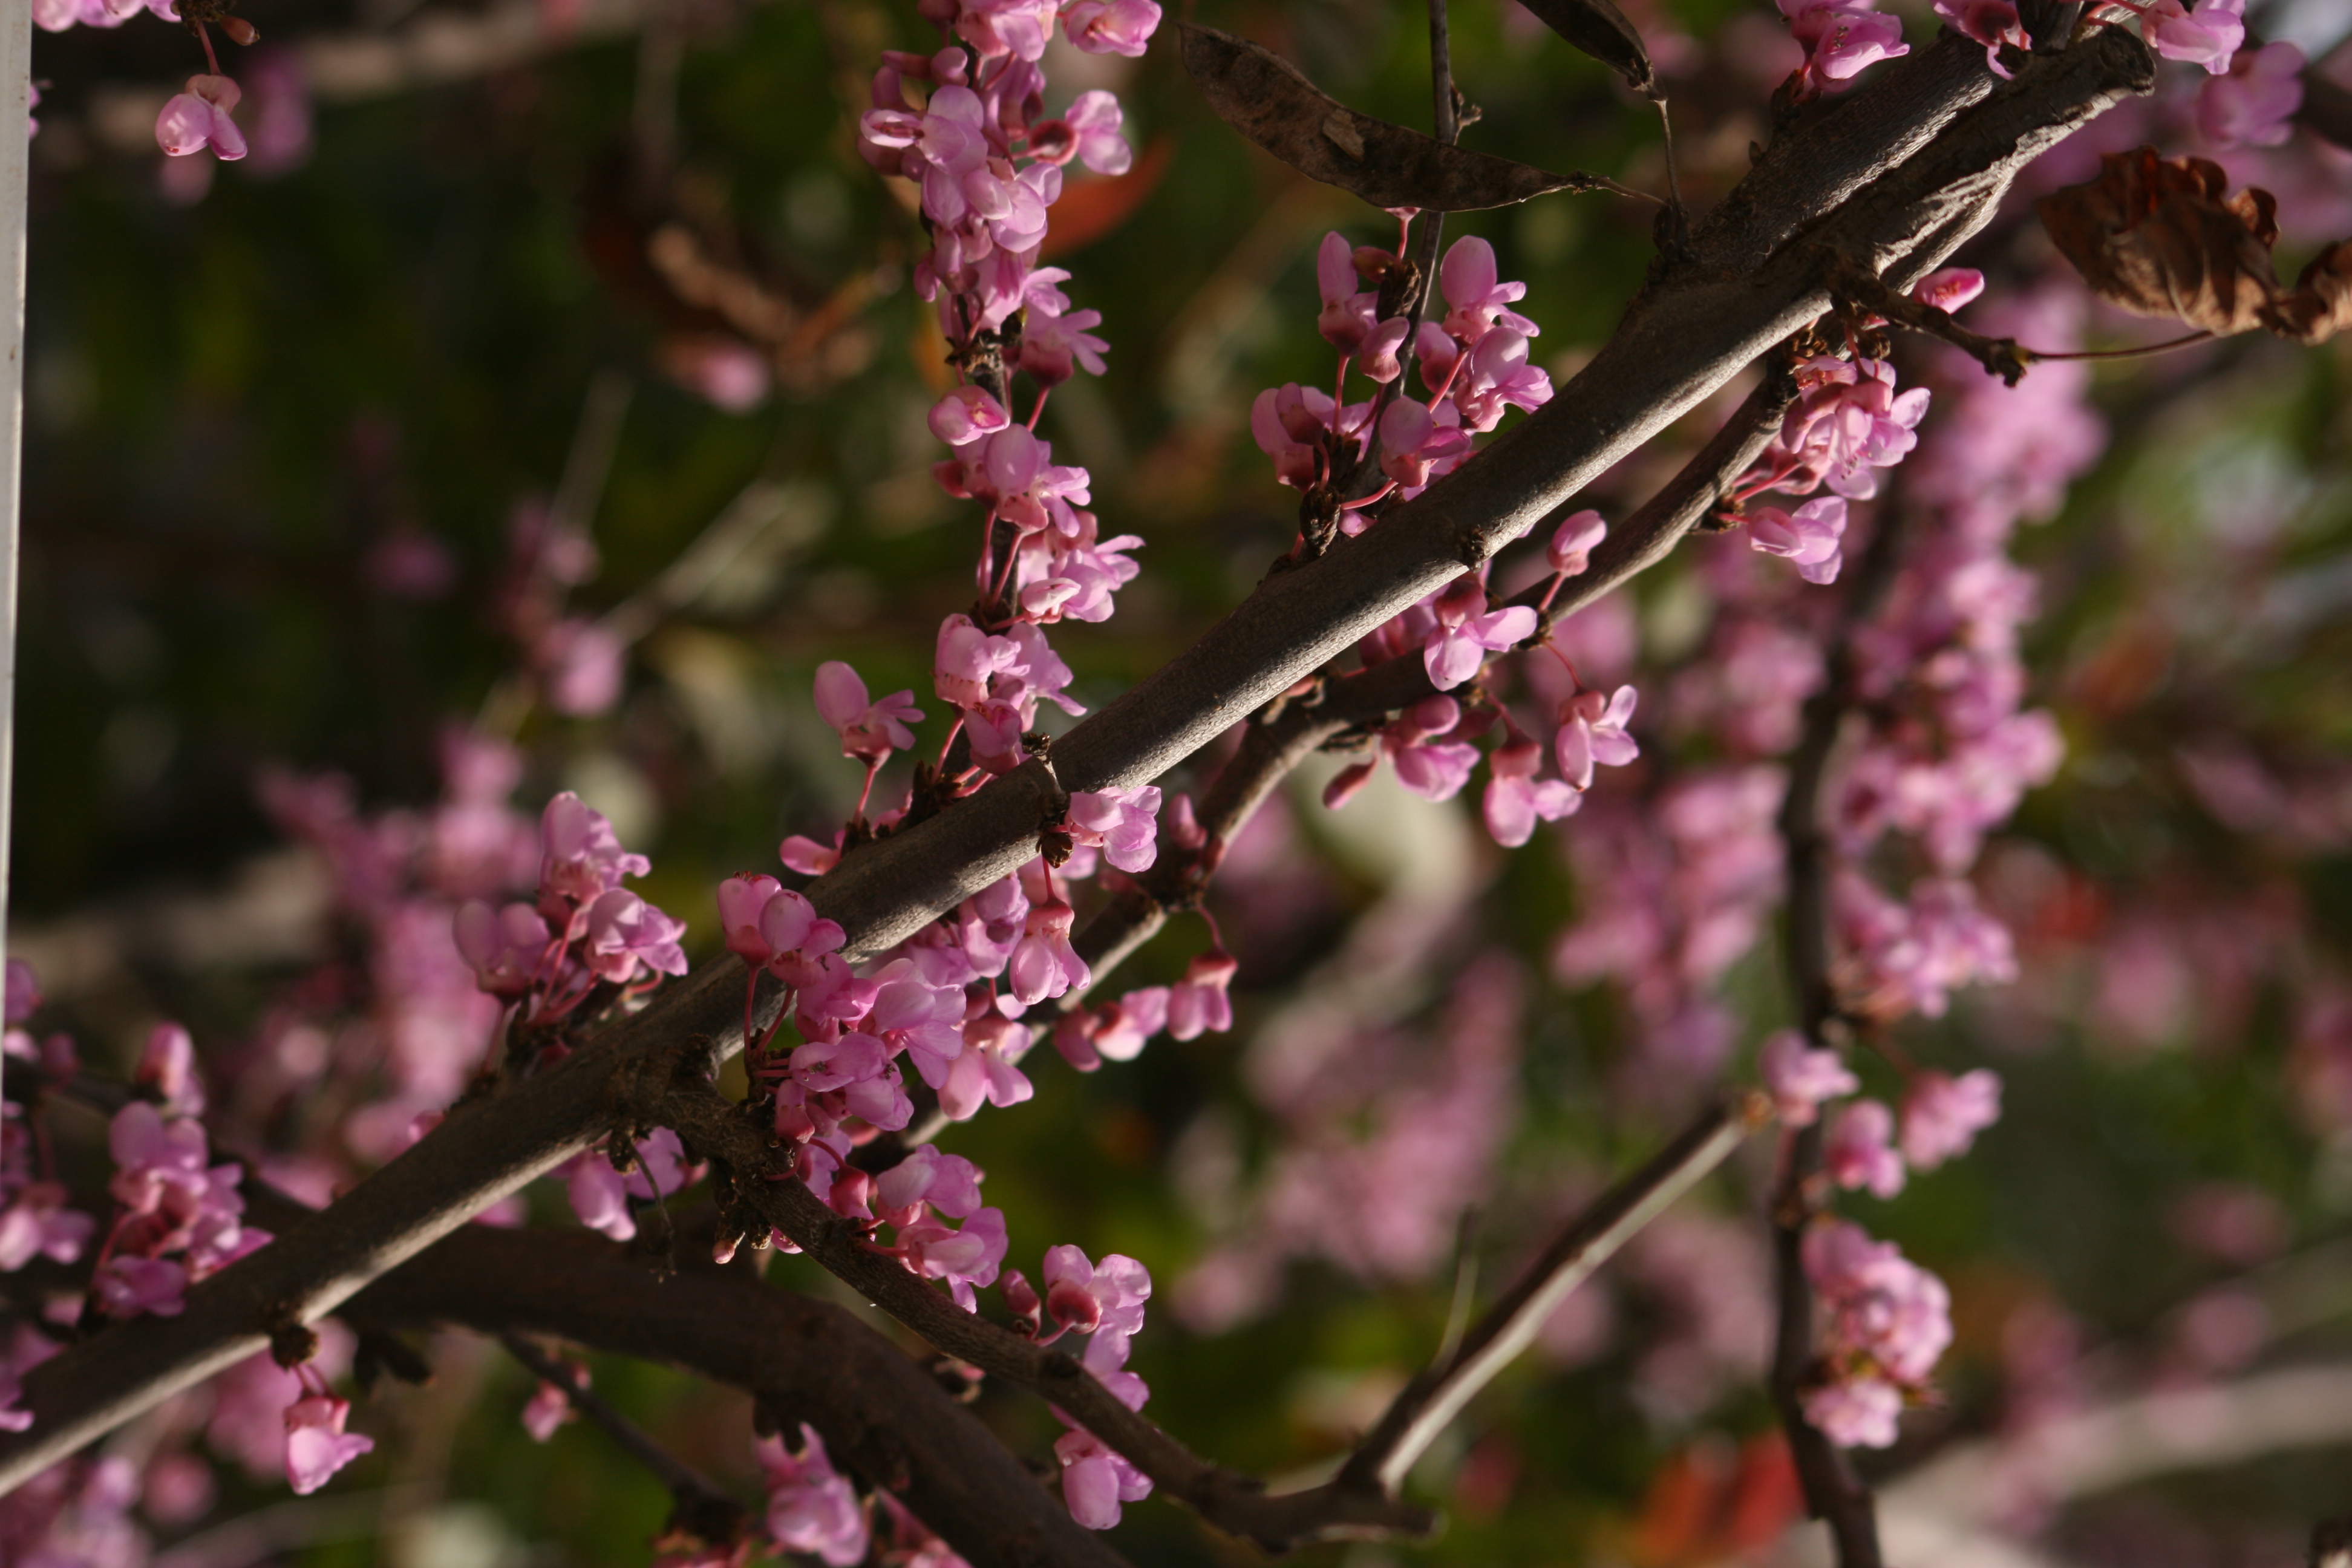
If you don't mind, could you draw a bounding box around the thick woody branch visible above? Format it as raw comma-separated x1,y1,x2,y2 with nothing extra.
655,1077,1434,1552
1340,1096,1766,1497
0,28,2150,1498
341,1229,1138,1568
1768,496,1916,1568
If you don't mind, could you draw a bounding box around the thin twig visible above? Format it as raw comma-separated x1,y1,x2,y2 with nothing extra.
1340,1097,1764,1495
498,1331,748,1543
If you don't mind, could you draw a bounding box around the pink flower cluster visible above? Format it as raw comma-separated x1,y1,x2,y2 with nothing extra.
759,1424,869,1566
1002,1246,1155,1527
1252,234,1552,523
1731,354,1932,586
95,1087,269,1321
1777,0,1908,100
1799,1218,1953,1448
455,792,688,1016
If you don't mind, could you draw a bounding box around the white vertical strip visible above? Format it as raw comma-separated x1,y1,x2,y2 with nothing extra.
0,1,30,1099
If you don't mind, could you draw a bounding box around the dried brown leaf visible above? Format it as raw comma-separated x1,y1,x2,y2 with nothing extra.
1513,0,1656,95
2262,238,2352,344
1178,22,1595,211
2037,147,2281,336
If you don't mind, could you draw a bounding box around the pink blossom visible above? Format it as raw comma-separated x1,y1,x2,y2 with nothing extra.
538,792,650,909
1482,736,1582,848
1040,1246,1151,1357
1060,0,1160,55
759,1425,869,1566
1451,328,1553,431
1913,267,1986,313
3,961,39,1027
284,1394,374,1495
716,874,784,964
1067,785,1161,874
1357,315,1413,384
1899,1068,2001,1168
935,615,1022,709
1548,510,1607,575
1010,897,1089,1004
861,960,967,1088
1092,987,1169,1062
1437,236,1538,348
1056,1428,1154,1529
780,832,842,876
1802,1376,1904,1448
1252,382,1342,489
1316,231,1377,354
454,900,554,998
136,1022,206,1116
1378,399,1474,492
938,1013,1035,1119
0,1183,94,1271
1060,90,1134,175
108,1102,211,1220
1554,685,1641,789
898,1206,1008,1310
96,1255,189,1318
927,385,1011,447
875,1146,987,1226
521,1365,581,1442
1781,0,1908,97
1825,1100,1906,1197
580,889,690,984
759,889,848,984
2197,40,2303,148
2141,0,2243,71
1747,495,1849,584
156,74,247,162
815,661,923,762
1021,299,1111,385
1424,575,1538,691
1779,358,1929,500
1758,1029,1859,1126
1167,949,1236,1040
543,619,626,715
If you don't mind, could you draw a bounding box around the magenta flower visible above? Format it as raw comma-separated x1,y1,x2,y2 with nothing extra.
1554,685,1641,790
1747,495,1849,585
860,959,967,1088
136,1022,206,1116
1251,382,1342,489
934,614,1022,709
899,1206,1008,1310
1067,785,1163,874
1167,949,1237,1040
284,1394,374,1495
927,385,1011,447
1379,399,1473,491
1040,1244,1152,1357
1062,90,1134,175
1802,1376,1903,1448
1451,328,1553,432
1779,357,1929,500
875,1146,987,1226
2197,40,2303,147
938,1013,1036,1119
1758,1029,1859,1126
1782,0,1908,97
3,960,39,1027
454,900,553,998
1548,510,1607,575
1482,736,1582,848
1357,315,1413,384
1060,0,1160,55
1825,1099,1907,1197
757,887,848,984
1316,231,1377,354
580,889,690,984
759,1425,869,1566
2141,0,2243,72
1933,0,2030,74
1021,299,1111,386
1912,267,1986,313
716,873,784,964
814,661,923,763
0,1182,94,1271
1899,1068,2002,1168
1437,236,1538,348
108,1101,211,1220
1423,576,1538,691
538,792,650,910
522,1364,583,1443
1056,1428,1154,1529
1010,896,1089,1004
156,74,248,162
96,1254,189,1319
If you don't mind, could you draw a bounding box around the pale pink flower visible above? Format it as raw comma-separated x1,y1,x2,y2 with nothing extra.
538,793,649,909
156,74,247,162
875,1146,987,1226
284,1395,374,1495
759,889,848,985
1899,1068,2001,1169
1424,575,1538,691
1451,328,1553,431
1067,785,1161,874
1933,0,2030,74
2141,0,2243,72
759,1425,869,1566
1554,685,1641,790
934,615,1022,709
1912,267,1986,313
1060,0,1160,55
898,1206,1008,1310
927,385,1011,447
815,661,923,762
1010,897,1089,1004
454,900,553,998
716,874,784,964
1056,1428,1154,1529
1748,495,1849,585
1316,231,1377,354
1548,510,1607,575
1378,399,1473,491
860,959,966,1089
1825,1099,1906,1197
522,1375,578,1443
579,889,689,984
96,1254,189,1318
1802,1376,1903,1448
1437,235,1538,348
2197,40,2303,147
1781,0,1908,97
136,1022,206,1116
0,1182,94,1271
1482,736,1581,848
1759,1029,1859,1126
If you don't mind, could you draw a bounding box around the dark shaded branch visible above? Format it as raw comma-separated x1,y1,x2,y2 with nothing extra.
0,28,2150,1498
343,1229,1138,1568
1339,1096,1765,1495
656,1076,1434,1552
2295,68,2352,152
1768,494,1917,1568
498,1331,749,1546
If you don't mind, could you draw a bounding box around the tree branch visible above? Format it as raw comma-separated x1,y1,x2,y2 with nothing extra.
0,27,2151,1499
1768,492,1918,1568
